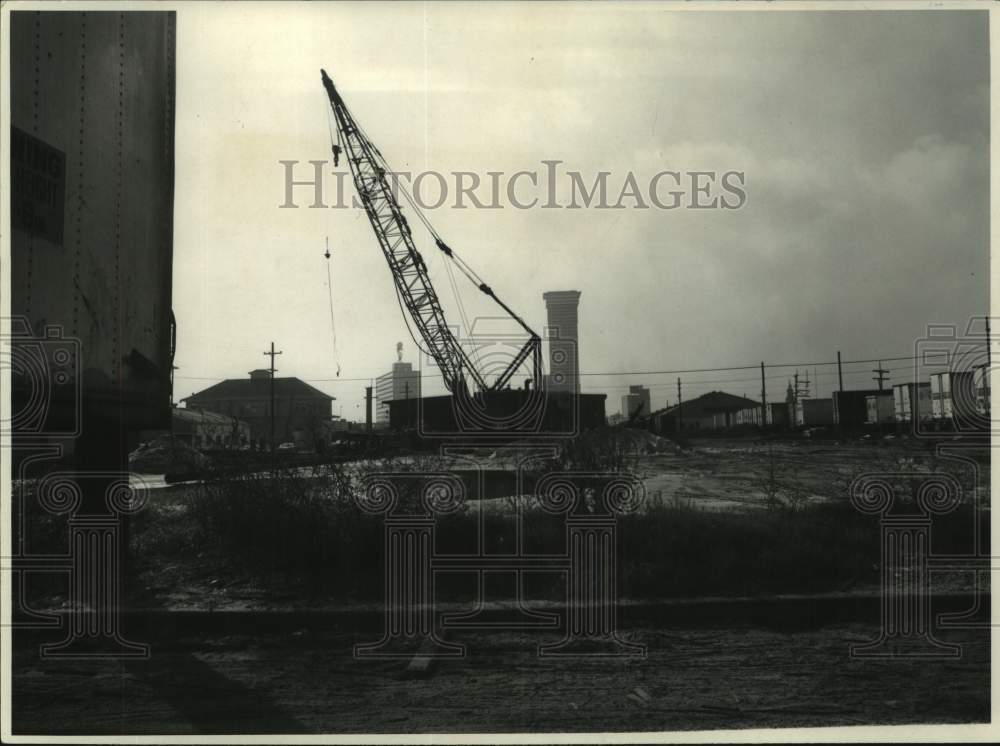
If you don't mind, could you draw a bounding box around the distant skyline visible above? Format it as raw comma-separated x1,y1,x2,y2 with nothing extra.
171,5,989,416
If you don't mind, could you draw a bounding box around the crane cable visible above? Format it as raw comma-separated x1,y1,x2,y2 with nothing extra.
330,100,531,382
355,116,493,295
324,237,342,377
326,97,435,362
349,113,490,374
393,181,487,373
365,145,491,371
330,93,497,307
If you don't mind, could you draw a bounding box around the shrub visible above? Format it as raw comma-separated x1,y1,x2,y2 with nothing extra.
185,457,383,595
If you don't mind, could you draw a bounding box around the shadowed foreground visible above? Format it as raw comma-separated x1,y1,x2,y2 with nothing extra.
12,619,988,734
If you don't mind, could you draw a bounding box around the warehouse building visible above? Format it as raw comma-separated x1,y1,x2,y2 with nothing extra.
650,391,761,433
182,370,334,449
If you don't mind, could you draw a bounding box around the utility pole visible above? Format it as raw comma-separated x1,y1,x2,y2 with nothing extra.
263,342,282,449
676,377,683,433
760,361,767,427
365,385,373,433
837,351,844,393
872,360,890,391
793,371,800,427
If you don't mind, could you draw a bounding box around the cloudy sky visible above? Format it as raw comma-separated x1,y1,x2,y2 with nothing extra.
171,4,989,416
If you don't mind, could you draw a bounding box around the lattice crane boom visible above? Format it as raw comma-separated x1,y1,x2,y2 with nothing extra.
320,69,541,395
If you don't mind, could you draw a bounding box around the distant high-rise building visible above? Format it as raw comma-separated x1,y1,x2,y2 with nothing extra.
621,385,651,418
621,393,640,419
375,361,420,425
543,290,581,394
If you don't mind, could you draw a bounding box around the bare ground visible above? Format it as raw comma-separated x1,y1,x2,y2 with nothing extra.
12,438,988,735
11,621,988,734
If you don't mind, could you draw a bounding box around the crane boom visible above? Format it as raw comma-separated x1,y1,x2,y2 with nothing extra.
320,69,541,396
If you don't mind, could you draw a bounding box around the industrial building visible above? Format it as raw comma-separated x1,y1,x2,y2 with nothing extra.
543,291,581,394
650,391,761,434
380,289,608,436
621,385,651,419
182,370,335,449
375,348,420,426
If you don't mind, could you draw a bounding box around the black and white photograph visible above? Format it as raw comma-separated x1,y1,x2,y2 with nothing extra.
0,1,995,741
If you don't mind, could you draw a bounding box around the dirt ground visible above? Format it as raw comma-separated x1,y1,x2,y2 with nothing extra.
635,439,987,511
11,620,988,734
11,437,989,735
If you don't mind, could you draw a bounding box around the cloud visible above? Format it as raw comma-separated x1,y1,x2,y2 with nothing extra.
171,7,989,414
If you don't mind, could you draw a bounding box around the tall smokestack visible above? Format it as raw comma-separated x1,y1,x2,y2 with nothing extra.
543,291,581,395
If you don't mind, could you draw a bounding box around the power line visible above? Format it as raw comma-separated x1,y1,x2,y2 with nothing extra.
588,364,920,390
174,356,925,387
576,354,920,377
175,375,379,383
323,237,341,378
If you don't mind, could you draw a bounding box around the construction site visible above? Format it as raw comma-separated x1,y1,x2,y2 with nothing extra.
3,5,992,741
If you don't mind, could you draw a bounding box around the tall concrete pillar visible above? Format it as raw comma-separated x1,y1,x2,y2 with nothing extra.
543,291,581,395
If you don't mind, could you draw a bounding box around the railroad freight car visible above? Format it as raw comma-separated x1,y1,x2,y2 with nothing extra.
9,11,176,447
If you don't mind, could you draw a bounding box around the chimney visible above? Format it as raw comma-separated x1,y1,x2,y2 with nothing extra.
543,290,581,395
249,368,271,381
